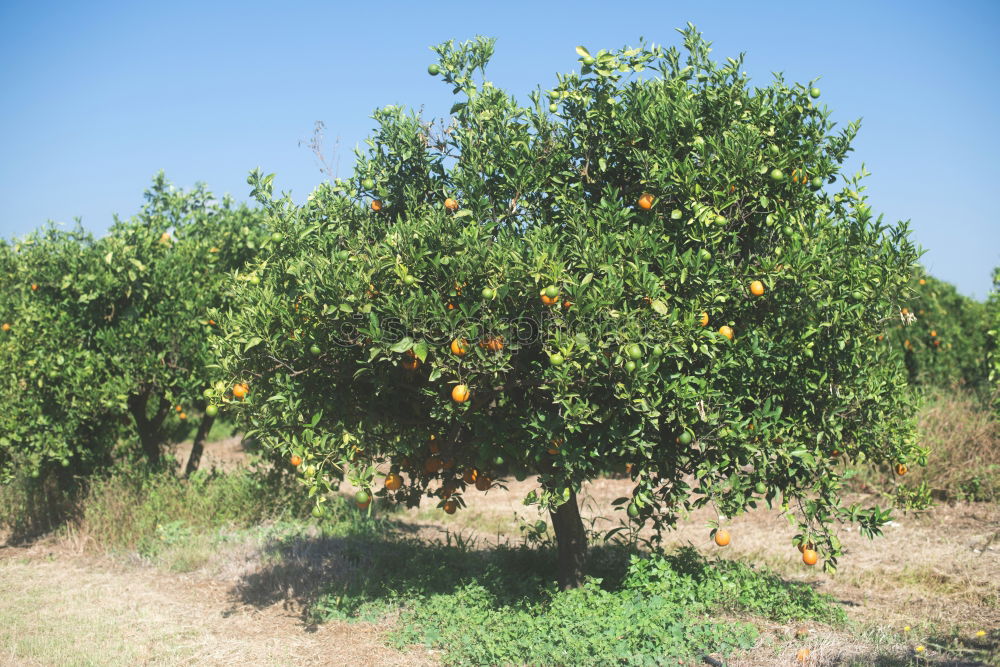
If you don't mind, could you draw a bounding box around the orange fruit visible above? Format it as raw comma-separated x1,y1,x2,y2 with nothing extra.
424,456,443,474
637,193,654,210
895,463,907,476
749,280,765,296
451,384,471,403
444,197,459,211
562,299,572,309
371,200,383,212
901,307,909,315
718,325,734,341
1,323,10,332
443,499,457,514
797,541,814,553
484,336,504,352
450,338,470,356
175,405,183,412
31,283,38,291
475,475,491,491
401,357,420,371
714,529,731,547
384,473,403,491
929,330,937,337
290,455,302,467
178,412,187,420
919,278,926,285
802,548,818,566
232,383,248,399
463,468,479,485
699,312,709,327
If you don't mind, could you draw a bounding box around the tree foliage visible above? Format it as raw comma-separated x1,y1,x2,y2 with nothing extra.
217,26,923,582
884,270,989,397
0,174,267,485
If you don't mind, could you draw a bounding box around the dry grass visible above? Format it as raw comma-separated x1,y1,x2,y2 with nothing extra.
909,388,1000,501
0,541,436,667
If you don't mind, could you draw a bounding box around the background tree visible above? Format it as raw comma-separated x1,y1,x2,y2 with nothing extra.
885,271,989,398
0,175,269,493
987,267,1000,417
217,27,923,588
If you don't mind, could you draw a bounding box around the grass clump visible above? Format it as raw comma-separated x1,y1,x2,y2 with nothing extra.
63,465,314,556
309,536,845,665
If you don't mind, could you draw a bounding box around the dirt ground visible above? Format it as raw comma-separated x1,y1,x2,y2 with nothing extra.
2,439,997,666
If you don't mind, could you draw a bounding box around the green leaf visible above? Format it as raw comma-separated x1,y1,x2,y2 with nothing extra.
390,337,414,353
575,45,591,58
650,299,669,316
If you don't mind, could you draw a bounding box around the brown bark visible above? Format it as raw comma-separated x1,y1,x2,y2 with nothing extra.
127,389,170,465
549,488,588,590
183,413,215,477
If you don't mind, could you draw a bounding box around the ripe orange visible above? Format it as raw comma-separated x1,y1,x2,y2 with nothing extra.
483,336,504,352
444,197,459,211
424,456,443,474
232,383,248,399
637,193,654,210
451,384,470,403
802,548,818,566
749,280,765,297
178,412,187,420
290,455,302,467
699,312,709,327
929,330,937,337
562,299,572,309
797,541,814,553
175,405,183,413
1,323,10,332
31,283,38,291
371,200,383,212
463,468,479,485
401,357,420,371
450,338,470,356
919,278,926,285
714,529,731,547
718,325,734,340
541,294,559,306
443,499,457,514
895,463,907,476
385,473,403,491
475,475,491,491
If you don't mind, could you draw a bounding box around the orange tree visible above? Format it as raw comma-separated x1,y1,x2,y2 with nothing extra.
217,28,922,588
884,271,989,395
988,268,1000,416
96,174,269,471
0,174,268,486
0,226,125,485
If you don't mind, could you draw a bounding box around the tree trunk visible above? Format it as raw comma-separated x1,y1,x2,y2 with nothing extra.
183,413,215,477
127,390,169,466
549,488,588,590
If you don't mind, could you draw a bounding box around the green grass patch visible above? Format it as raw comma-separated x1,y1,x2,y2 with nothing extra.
308,535,846,665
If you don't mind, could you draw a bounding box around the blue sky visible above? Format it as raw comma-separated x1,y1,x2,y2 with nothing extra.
1,1,997,298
